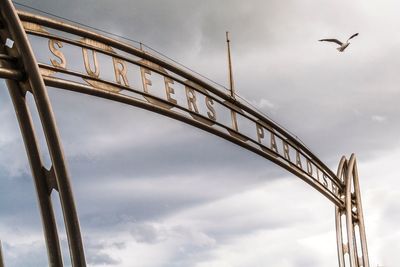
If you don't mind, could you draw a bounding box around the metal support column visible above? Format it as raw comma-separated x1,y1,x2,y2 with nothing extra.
5,80,64,266
0,240,4,267
335,154,370,267
0,0,86,266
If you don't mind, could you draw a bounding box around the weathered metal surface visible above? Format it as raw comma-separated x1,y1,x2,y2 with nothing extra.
0,2,370,266
0,241,4,267
335,154,370,267
0,66,23,80
18,10,344,207
5,78,64,267
0,0,86,266
226,31,235,99
16,9,342,193
0,7,64,267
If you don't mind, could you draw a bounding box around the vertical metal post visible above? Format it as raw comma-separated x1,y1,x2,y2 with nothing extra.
0,240,4,267
5,81,64,266
0,0,86,266
226,31,235,99
351,157,370,267
345,156,357,267
335,154,370,267
336,156,347,267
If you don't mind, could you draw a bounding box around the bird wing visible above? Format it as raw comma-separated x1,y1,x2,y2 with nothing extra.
318,39,343,45
348,33,359,41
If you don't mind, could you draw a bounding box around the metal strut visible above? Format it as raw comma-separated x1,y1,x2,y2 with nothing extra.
335,154,369,267
0,0,86,266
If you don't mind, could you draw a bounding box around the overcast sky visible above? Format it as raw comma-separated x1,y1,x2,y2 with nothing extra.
1,0,400,266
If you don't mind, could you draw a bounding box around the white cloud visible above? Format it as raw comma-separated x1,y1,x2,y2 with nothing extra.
250,98,277,112
0,86,30,177
371,115,387,122
357,145,400,266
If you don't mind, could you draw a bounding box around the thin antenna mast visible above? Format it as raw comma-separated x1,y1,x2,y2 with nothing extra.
226,31,235,99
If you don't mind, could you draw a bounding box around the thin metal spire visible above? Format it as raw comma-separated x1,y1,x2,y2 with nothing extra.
226,31,235,99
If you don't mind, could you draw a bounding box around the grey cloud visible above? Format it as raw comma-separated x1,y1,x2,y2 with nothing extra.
81,237,122,266
0,84,30,177
2,0,400,266
87,252,120,266
18,0,400,165
1,241,48,267
130,223,166,244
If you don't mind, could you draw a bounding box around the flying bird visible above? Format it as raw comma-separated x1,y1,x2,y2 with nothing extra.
319,33,359,52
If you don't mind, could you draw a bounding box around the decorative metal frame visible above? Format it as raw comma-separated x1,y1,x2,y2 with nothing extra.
0,0,369,266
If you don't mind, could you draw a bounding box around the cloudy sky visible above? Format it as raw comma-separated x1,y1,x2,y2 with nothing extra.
1,0,400,266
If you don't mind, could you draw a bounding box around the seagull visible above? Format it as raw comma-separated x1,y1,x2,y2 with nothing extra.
319,33,359,52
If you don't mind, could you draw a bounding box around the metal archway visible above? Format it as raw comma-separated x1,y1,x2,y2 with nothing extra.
0,0,369,266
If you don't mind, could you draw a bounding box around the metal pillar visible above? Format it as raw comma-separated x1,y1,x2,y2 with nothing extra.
0,240,4,267
5,80,64,266
0,0,86,266
336,154,369,267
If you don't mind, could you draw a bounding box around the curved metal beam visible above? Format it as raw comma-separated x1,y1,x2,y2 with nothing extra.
43,75,344,207
19,27,343,204
17,9,339,183
351,157,369,266
5,80,64,266
0,5,371,267
345,155,357,266
0,0,86,266
336,156,347,267
335,154,370,267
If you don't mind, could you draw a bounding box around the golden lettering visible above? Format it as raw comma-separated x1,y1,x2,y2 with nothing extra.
205,97,216,121
306,160,313,176
270,133,278,153
282,141,290,161
82,48,100,78
332,183,338,195
164,77,177,105
112,57,129,87
185,87,199,113
48,39,66,69
322,173,329,188
256,123,264,144
141,67,152,93
296,151,303,169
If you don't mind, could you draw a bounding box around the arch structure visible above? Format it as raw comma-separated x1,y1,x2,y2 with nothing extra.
0,1,369,266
